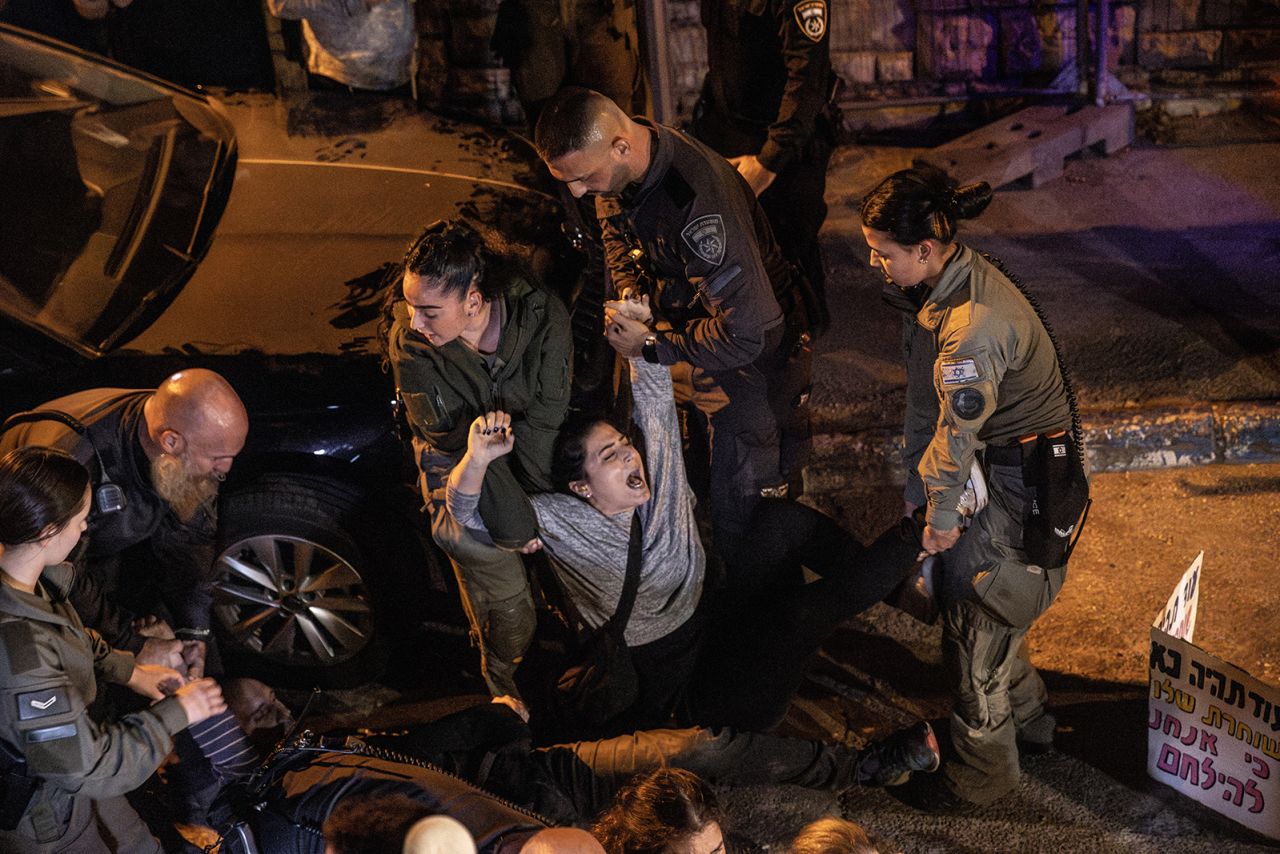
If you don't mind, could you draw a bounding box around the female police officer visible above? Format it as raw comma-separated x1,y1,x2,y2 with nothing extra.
382,220,571,702
859,162,1089,812
0,447,225,852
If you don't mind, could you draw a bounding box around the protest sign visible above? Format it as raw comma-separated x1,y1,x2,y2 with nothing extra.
1148,553,1279,840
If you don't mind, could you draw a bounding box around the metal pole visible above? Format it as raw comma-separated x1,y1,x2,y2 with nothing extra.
638,0,676,123
1095,0,1110,105
1076,0,1090,98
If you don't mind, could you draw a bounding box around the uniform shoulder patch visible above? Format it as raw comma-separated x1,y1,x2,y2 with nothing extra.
940,357,980,385
681,214,726,266
794,0,828,42
17,687,70,721
951,387,985,420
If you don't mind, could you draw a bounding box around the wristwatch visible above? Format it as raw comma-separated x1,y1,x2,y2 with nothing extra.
641,333,660,364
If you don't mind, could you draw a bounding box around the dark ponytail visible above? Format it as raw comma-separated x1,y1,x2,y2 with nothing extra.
859,160,993,246
0,447,90,547
378,218,514,362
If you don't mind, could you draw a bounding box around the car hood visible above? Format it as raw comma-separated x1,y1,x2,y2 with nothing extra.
121,94,561,360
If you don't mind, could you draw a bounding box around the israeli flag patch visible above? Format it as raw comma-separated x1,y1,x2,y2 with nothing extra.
940,358,980,385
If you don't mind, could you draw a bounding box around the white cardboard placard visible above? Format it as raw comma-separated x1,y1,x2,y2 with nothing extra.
1148,554,1280,840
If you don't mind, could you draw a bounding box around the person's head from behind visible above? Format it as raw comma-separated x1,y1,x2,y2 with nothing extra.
788,817,895,854
520,827,606,854
535,87,644,199
394,219,513,348
592,768,725,854
322,794,437,854
143,368,248,521
0,447,91,569
858,160,993,290
552,414,650,517
403,814,477,854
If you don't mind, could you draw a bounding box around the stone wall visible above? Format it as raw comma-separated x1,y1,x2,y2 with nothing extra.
418,0,1280,124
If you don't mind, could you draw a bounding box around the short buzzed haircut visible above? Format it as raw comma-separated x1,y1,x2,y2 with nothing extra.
534,87,611,161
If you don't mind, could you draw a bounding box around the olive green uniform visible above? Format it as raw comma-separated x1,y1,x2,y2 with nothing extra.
0,563,189,852
887,245,1085,805
388,265,571,698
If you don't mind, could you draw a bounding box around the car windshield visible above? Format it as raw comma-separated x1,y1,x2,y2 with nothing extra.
0,25,235,355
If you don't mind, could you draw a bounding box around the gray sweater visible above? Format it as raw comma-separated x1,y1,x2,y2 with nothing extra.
447,358,704,646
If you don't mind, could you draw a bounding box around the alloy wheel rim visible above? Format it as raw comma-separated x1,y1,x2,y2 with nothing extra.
213,535,373,666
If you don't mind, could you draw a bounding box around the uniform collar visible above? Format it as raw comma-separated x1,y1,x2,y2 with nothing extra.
621,118,670,208
916,245,974,331
0,562,76,627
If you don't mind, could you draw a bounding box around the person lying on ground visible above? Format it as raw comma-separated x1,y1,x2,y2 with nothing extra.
187,677,938,850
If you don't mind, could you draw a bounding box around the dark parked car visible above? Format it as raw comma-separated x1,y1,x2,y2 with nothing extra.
0,24,576,685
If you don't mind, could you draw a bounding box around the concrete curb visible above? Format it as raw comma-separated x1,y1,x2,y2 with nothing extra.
804,401,1280,493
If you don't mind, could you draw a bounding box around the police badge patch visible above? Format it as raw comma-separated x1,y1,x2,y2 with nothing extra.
681,214,726,266
794,0,827,42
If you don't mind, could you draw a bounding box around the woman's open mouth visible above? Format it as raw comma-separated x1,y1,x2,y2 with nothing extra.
626,470,645,490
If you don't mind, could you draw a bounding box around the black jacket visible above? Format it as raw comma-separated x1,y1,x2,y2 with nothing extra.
598,121,805,370
695,0,834,173
218,744,546,853
0,388,217,651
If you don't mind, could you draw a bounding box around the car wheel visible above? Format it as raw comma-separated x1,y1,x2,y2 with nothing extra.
214,475,384,687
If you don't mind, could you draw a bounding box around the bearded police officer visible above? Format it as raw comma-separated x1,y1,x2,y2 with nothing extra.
859,163,1089,812
0,369,249,678
533,88,813,547
692,0,838,335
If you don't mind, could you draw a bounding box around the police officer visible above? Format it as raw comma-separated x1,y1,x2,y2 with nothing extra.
0,369,249,678
383,221,571,701
859,162,1089,812
0,447,225,852
693,0,837,335
533,87,811,546
491,0,647,128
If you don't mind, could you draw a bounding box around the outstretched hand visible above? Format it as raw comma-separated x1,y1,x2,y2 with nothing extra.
466,411,515,465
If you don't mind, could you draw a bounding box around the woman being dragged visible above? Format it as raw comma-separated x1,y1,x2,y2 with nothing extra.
446,324,924,734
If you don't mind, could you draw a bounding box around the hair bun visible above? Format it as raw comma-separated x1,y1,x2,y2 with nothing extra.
952,181,994,220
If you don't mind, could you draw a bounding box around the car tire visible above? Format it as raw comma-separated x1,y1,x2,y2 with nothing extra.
214,474,386,688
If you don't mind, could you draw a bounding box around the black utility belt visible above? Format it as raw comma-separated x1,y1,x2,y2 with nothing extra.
983,431,1070,467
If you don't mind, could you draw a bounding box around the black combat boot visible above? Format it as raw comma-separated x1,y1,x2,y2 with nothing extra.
854,721,941,787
